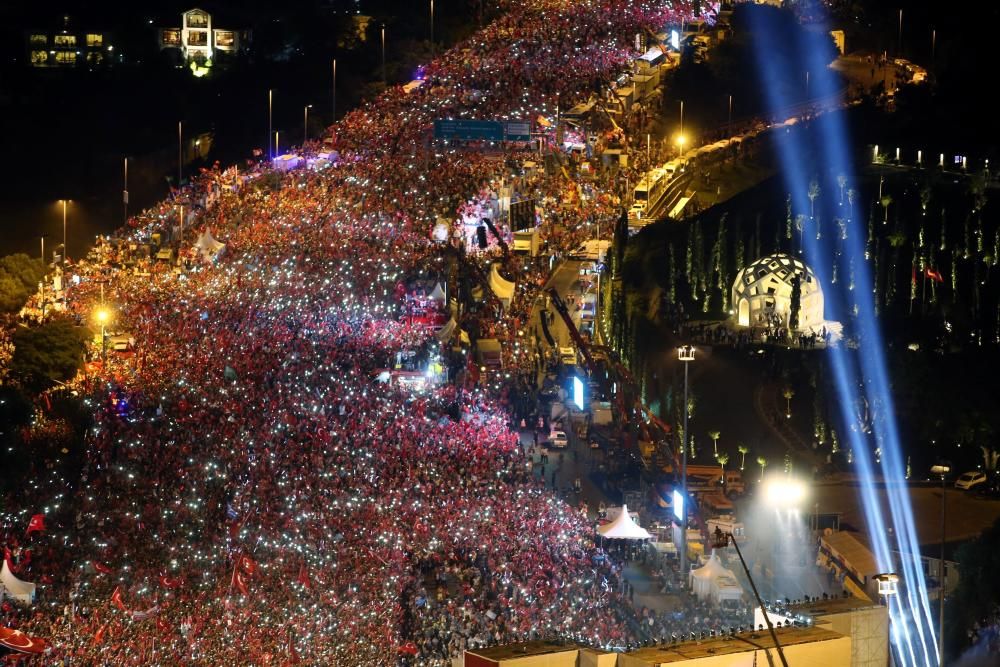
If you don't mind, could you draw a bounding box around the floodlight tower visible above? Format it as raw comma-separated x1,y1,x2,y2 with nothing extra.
678,344,695,581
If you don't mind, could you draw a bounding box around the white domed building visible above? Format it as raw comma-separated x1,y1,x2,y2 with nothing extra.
732,253,824,330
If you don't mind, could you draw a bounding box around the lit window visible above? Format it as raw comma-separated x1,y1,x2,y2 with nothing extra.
186,10,209,28
54,51,77,65
87,51,104,64
53,34,76,47
162,29,181,46
30,34,47,45
215,30,234,47
30,50,49,65
86,33,103,47
187,31,208,46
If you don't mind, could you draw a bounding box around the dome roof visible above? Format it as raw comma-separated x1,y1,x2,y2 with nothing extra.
734,253,819,297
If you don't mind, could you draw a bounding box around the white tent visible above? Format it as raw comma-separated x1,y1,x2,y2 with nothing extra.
488,264,515,308
598,504,651,540
689,552,737,601
194,229,226,263
0,561,36,604
429,282,447,303
436,317,457,343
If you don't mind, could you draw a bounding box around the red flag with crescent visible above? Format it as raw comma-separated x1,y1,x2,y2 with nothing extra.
93,561,113,575
110,586,128,612
0,627,48,654
25,514,45,535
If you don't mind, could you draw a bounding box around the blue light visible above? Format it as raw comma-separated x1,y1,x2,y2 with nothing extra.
572,376,585,411
672,489,684,521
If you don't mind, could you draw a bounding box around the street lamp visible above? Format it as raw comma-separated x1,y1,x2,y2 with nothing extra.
931,463,951,665
381,24,386,86
268,89,274,159
59,199,69,265
678,344,696,582
94,307,111,365
304,104,313,145
714,528,790,667
675,133,687,158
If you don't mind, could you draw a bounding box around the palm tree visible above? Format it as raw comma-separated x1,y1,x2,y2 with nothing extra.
880,195,893,225
808,179,820,219
738,444,749,470
837,174,847,205
783,387,795,418
717,452,730,485
709,430,721,457
795,214,806,253
757,455,768,482
847,188,857,224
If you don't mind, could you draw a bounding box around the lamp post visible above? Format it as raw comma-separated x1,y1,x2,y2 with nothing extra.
304,104,312,145
714,529,789,667
728,94,733,128
60,199,68,265
678,344,696,582
430,0,435,54
679,99,684,136
268,89,274,159
332,59,337,122
123,156,129,225
177,121,183,185
95,307,111,365
381,24,386,86
931,463,951,665
875,572,901,663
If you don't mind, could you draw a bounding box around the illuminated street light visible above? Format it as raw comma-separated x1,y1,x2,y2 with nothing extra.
59,199,70,265
875,572,900,598
678,345,695,582
763,476,808,507
931,463,951,664
94,307,112,365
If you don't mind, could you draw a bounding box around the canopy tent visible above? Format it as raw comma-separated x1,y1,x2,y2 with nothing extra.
597,504,651,540
689,552,738,601
194,229,226,263
428,282,447,303
488,264,516,308
436,317,457,343
1,561,36,604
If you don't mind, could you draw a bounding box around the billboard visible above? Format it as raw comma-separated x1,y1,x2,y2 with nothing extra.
572,376,585,411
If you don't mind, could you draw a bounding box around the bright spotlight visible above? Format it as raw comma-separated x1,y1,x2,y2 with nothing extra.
764,477,807,507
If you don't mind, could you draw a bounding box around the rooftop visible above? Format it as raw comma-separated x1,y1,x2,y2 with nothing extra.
623,626,844,663
465,640,577,661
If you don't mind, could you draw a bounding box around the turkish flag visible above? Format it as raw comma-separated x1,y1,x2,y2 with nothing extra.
94,561,113,575
25,514,45,535
159,574,182,589
156,617,172,635
0,627,48,655
233,569,249,596
398,641,419,656
297,563,311,590
238,554,257,576
110,586,128,612
92,623,109,647
924,267,944,283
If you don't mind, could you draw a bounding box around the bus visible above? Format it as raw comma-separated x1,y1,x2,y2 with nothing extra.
632,168,670,218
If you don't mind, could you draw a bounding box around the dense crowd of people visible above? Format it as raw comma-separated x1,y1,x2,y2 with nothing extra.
0,0,713,664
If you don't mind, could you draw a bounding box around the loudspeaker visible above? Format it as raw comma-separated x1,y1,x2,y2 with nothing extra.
476,226,488,249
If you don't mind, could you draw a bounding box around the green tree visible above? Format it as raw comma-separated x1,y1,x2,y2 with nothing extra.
0,253,46,313
9,316,88,392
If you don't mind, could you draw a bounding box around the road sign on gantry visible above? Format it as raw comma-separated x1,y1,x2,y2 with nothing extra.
433,119,504,141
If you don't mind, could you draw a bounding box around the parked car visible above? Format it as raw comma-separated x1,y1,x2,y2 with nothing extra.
559,347,577,366
548,430,569,448
973,479,1000,500
955,471,988,490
